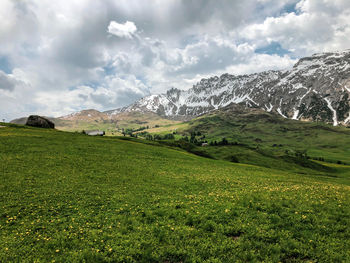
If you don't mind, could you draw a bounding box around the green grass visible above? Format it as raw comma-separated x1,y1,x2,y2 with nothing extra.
147,107,350,174
1,124,350,262
187,111,350,164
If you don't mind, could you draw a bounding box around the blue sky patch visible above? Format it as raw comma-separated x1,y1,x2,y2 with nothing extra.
256,42,290,56
0,56,12,74
281,3,298,14
103,65,116,76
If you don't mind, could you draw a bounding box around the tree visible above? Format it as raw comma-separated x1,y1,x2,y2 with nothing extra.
164,133,175,140
190,131,196,141
220,137,228,145
192,138,198,145
295,150,308,159
154,134,162,140
230,156,239,163
182,136,189,142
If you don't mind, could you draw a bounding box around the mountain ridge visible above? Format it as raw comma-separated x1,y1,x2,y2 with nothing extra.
11,49,350,126
105,49,350,126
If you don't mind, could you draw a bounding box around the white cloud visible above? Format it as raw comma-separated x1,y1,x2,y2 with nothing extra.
108,21,137,39
240,0,350,56
0,0,349,120
226,54,297,75
28,75,150,118
0,70,18,91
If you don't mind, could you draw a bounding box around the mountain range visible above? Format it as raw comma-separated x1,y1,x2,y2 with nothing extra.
11,49,350,126
103,49,350,126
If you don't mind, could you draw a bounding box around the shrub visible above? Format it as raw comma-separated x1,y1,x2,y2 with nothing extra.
230,156,239,163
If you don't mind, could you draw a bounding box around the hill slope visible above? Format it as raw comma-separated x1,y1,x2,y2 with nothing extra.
142,103,350,172
0,124,349,262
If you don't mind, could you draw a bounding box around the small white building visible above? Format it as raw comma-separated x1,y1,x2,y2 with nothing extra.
83,130,105,136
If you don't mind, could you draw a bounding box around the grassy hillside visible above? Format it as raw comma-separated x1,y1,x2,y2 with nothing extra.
0,123,349,262
141,104,350,173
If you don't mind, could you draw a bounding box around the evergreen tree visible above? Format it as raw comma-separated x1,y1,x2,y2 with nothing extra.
221,137,228,145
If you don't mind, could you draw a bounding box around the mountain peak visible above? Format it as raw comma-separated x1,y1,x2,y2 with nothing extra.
89,50,350,126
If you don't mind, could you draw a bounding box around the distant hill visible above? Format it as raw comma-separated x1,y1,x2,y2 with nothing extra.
11,111,181,135
10,117,28,125
60,109,109,121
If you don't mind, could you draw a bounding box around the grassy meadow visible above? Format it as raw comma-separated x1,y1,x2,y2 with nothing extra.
0,123,350,262
141,106,350,173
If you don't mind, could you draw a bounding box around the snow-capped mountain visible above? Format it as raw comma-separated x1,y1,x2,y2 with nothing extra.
108,50,350,126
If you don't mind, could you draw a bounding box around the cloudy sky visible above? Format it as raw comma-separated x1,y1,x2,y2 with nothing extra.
1,0,350,120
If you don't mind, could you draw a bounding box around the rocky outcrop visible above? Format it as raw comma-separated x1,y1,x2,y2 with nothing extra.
26,115,55,129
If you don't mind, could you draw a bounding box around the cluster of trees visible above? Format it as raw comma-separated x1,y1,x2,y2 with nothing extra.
135,128,238,148
177,131,207,145
145,133,175,141
312,156,346,165
190,131,202,137
121,126,150,137
209,138,230,146
284,150,348,165
179,136,235,147
121,128,134,137
186,130,239,146
285,149,309,159
294,149,309,159
180,136,203,145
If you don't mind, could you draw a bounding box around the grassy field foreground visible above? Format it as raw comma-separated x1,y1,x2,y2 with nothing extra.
0,124,350,262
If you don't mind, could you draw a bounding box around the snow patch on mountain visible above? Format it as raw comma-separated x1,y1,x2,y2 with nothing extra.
324,97,338,126
345,85,350,93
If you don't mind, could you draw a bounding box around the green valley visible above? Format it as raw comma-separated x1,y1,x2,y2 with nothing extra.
0,122,349,262
139,104,350,175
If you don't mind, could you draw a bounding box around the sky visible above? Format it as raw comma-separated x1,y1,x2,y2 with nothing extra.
1,0,350,120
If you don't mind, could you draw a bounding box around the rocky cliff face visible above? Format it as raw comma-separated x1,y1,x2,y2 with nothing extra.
108,50,350,126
